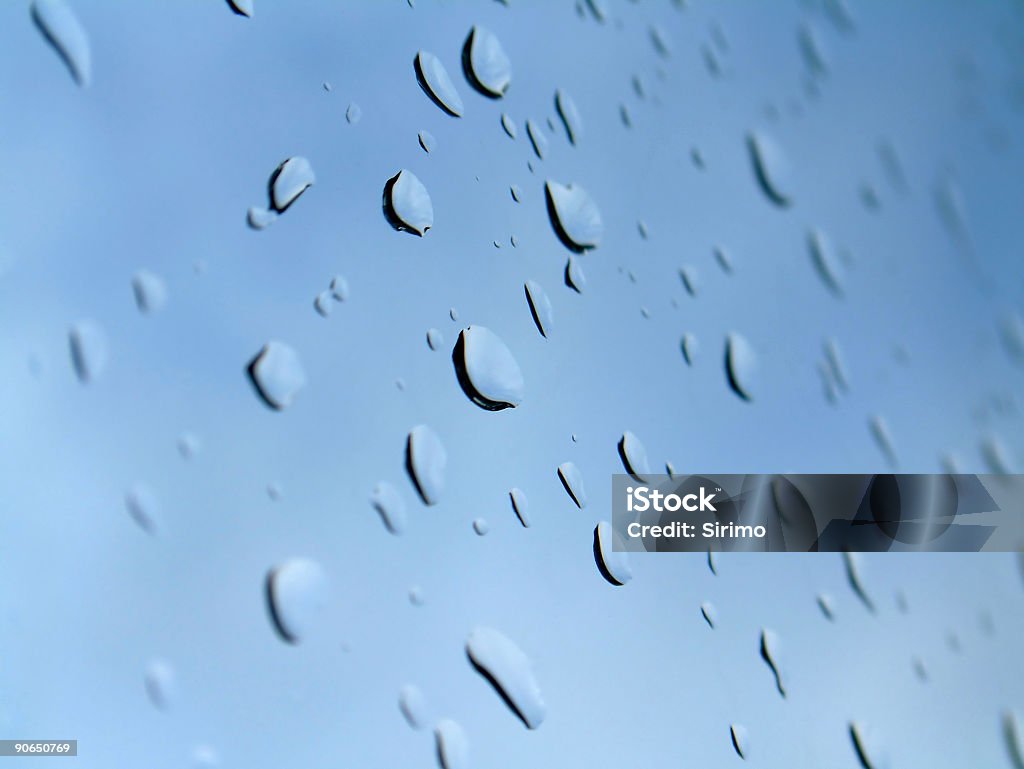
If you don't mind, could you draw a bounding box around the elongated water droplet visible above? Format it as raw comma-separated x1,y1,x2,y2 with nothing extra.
418,130,437,153
449,307,459,321
427,328,444,351
330,275,349,302
760,628,787,697
345,102,362,125
510,184,523,202
998,310,1024,365
868,415,897,467
266,558,327,644
125,483,161,535
565,256,587,292
269,157,315,213
406,424,447,505
509,488,530,527
399,684,428,730
876,140,907,193
501,112,517,139
415,51,464,117
132,271,167,315
678,266,699,296
680,333,699,366
435,719,468,769
649,24,672,57
849,721,887,769
981,435,1015,474
247,341,306,411
557,461,586,508
473,518,489,536
708,548,718,574
144,659,176,711
546,181,603,251
798,22,828,77
1004,710,1024,769
555,89,583,145
371,482,406,535
808,228,844,296
912,656,928,682
32,0,91,86
69,320,108,383
524,280,553,338
463,26,511,97
817,593,835,620
527,119,548,159
701,601,717,628
594,521,632,585
466,627,546,729
730,723,749,758
226,0,253,17
452,326,524,410
747,131,793,207
823,338,849,391
618,431,650,481
724,332,757,401
843,551,876,613
383,169,433,236
314,291,333,318
934,174,969,245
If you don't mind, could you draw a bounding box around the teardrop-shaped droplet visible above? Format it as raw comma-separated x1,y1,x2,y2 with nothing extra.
618,431,651,482
807,229,844,296
399,684,428,730
730,723,749,759
747,131,793,207
509,487,530,527
32,0,91,86
501,112,517,139
265,557,328,644
724,332,757,401
418,130,437,153
247,341,306,410
452,326,524,410
849,721,887,769
415,51,464,117
330,275,349,302
69,320,108,383
701,601,717,628
594,521,632,585
226,0,253,17
760,628,787,697
843,551,876,613
269,157,315,213
524,280,553,338
681,333,699,366
555,89,583,145
132,271,167,315
406,424,447,505
1004,710,1024,769
434,719,469,769
546,181,603,252
144,659,177,711
557,461,587,508
868,415,897,467
463,26,511,97
473,518,489,536
466,626,547,729
565,256,587,292
426,327,445,351
371,482,407,535
526,119,549,159
383,169,433,236
125,483,162,535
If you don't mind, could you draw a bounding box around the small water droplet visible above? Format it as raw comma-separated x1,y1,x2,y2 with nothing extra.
192,744,220,768
226,0,253,17
912,656,928,682
724,332,757,401
466,627,547,728
730,723,749,758
678,266,699,296
426,328,445,351
876,139,907,193
247,342,306,411
415,51,464,117
526,119,549,159
823,338,849,391
584,0,608,23
1003,709,1024,769
32,0,91,86
636,220,649,240
557,461,587,508
144,659,176,711
798,22,828,77
700,601,717,628
510,184,523,202
322,81,331,91
817,593,835,620
713,245,734,274
418,130,437,153
807,228,844,296
265,558,328,644
680,333,699,365
934,174,970,246
69,320,108,383
747,131,793,207
314,291,333,318
690,146,705,169
408,585,425,606
345,102,362,125
399,684,428,730
406,424,447,505
760,628,787,697
473,518,489,536
449,307,459,322
843,551,876,613
998,310,1024,365
509,488,530,527
868,415,897,467
463,26,511,98
177,432,200,460
435,719,469,769
707,548,718,574
132,271,167,315
524,281,554,338
564,256,587,293
593,521,632,586
269,157,315,213
330,275,349,302
383,169,434,236
452,326,524,410
371,482,407,535
981,434,1016,474
649,24,672,58
620,104,632,128
125,483,161,535
546,181,603,252
266,482,283,501
501,112,517,139
555,89,583,145
618,431,650,482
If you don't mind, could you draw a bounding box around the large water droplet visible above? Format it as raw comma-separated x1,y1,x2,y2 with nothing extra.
434,719,469,769
247,342,306,411
313,291,333,318
509,487,530,527
760,628,787,697
724,333,757,401
265,558,328,644
524,280,553,338
330,275,349,302
415,51,464,117
463,26,511,97
125,483,161,535
557,462,587,508
730,723,749,759
371,482,407,535
679,266,699,296
269,157,315,213
594,521,632,585
32,0,91,86
617,431,651,481
399,684,428,730
807,229,844,296
466,627,547,729
555,89,583,145
981,435,1016,474
132,271,167,315
144,659,177,711
565,256,587,293
527,119,549,159
546,181,603,252
747,131,793,207
406,424,447,505
226,0,253,17
383,169,433,236
1004,710,1024,769
69,320,108,383
452,326,524,410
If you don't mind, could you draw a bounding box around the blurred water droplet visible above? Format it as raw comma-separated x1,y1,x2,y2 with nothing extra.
934,174,970,246
322,81,331,92
32,0,91,86
266,482,283,501
265,558,328,644
730,723,749,758
269,157,315,213
226,0,253,17
125,483,161,535
408,585,425,606
399,684,428,730
618,431,650,481
868,415,898,467
132,271,167,315
191,744,220,768
747,131,793,207
435,719,469,769
418,130,437,153
406,424,447,505
584,0,607,22
383,169,433,236
466,627,547,728
524,281,553,338
981,435,1016,474
314,291,333,318
247,342,306,411
557,462,587,508
798,22,828,77
823,338,849,391
69,320,108,383
808,229,844,296
679,266,699,296
649,24,672,57
849,721,887,769
876,140,907,193
330,275,349,302
371,482,407,535
144,659,176,711
415,51,464,117
501,112,517,139
473,518,489,536
564,256,587,292
620,104,632,128
1004,709,1024,769
724,333,757,401
177,432,200,460
680,333,699,365
452,326,524,410
713,245,734,274
824,0,855,32
555,89,582,145
593,521,632,586
509,488,530,527
345,102,362,124
912,656,928,682
463,26,511,97
817,593,835,620
247,207,278,230
760,628,787,697
700,601,717,628
527,119,548,159
998,310,1024,364
843,551,876,613
546,181,602,251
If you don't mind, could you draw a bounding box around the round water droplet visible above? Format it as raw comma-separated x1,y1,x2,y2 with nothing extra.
452,326,524,410
132,271,167,315
557,461,587,508
509,488,530,527
265,558,328,644
415,51,464,117
406,424,447,505
435,719,469,769
69,320,108,383
594,521,632,586
555,89,583,145
345,102,362,125
473,518,489,536
32,0,91,86
383,169,434,236
618,431,650,482
330,275,349,302
466,627,546,729
501,112,517,139
546,181,603,251
247,206,278,230
399,684,428,730
526,120,548,159
269,157,315,213
426,328,444,351
125,482,162,535
730,723,749,759
463,26,511,97
371,482,407,535
724,333,757,401
701,601,717,628
524,281,553,338
144,659,176,711
418,130,437,153
226,0,253,17
747,131,793,207
247,341,306,410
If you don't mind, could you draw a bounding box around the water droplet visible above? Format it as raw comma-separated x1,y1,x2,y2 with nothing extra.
998,310,1024,364
934,174,970,245
545,181,603,252
473,518,489,535
649,24,672,58
415,51,464,117
269,157,315,213
981,435,1016,474
68,320,108,384
345,102,362,125
314,291,334,318
636,220,649,240
509,488,530,527
912,656,928,682
680,333,699,365
876,139,907,193
449,307,459,322
452,326,524,410
322,81,331,92
177,432,200,460
631,74,646,99
383,169,433,236
192,744,220,768
125,483,161,535
730,723,749,759
557,462,587,508
690,146,705,169
807,229,844,296
700,601,717,628
760,628,787,697
371,482,407,535
1003,710,1024,769
868,415,897,467
399,684,428,730
330,275,349,302
406,424,447,505
678,266,699,296
510,184,523,202
849,721,887,769
524,281,553,338
265,558,328,644
501,112,517,139
408,585,425,606
823,338,849,391
584,0,608,22
132,271,167,315
798,22,828,77
555,89,583,145
564,256,587,292
707,549,718,574
593,521,632,586
843,551,876,613
418,130,437,153
32,0,91,86
526,120,548,159
713,245,734,274
247,342,306,411
724,332,757,401
144,659,176,711
226,0,253,17
617,431,650,482
463,26,511,98
425,328,444,351
620,104,632,128
747,131,793,207
247,207,278,230
817,593,835,620
434,719,469,769
466,626,547,729
267,482,283,501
